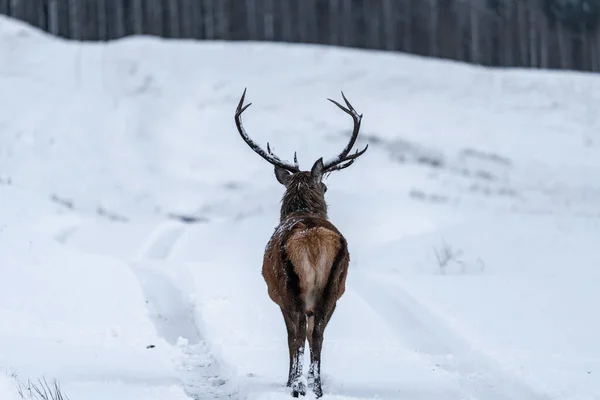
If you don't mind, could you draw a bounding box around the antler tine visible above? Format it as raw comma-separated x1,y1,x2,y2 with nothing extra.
266,142,299,169
327,145,369,171
235,88,300,173
326,159,355,173
322,92,368,172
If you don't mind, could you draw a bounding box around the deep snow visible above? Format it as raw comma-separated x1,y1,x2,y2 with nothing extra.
1,14,600,400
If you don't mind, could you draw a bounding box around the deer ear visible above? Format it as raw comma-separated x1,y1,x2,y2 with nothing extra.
274,166,291,186
311,158,324,182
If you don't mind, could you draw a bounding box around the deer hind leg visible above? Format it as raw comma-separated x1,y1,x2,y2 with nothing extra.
307,306,333,389
309,302,336,398
306,313,315,387
282,309,297,388
283,308,307,397
309,251,346,397
307,306,334,386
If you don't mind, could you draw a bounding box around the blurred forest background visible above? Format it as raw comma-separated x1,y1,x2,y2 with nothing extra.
1,0,599,72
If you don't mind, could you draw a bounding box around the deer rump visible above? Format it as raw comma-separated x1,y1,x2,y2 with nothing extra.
264,217,348,320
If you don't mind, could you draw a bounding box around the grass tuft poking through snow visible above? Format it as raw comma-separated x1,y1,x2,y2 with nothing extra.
15,378,69,400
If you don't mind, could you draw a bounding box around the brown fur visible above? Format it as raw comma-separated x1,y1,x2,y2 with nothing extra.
262,175,349,398
278,172,328,221
262,216,348,311
286,226,339,314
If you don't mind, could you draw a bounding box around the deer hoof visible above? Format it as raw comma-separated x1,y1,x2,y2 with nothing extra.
313,379,323,398
291,377,307,397
313,385,323,398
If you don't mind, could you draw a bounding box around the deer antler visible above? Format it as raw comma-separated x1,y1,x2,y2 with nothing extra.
322,92,368,173
235,88,301,173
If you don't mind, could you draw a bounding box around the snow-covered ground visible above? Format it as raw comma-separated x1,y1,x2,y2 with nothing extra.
1,14,600,400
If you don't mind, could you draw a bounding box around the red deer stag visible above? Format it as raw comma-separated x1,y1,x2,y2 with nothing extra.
234,89,368,398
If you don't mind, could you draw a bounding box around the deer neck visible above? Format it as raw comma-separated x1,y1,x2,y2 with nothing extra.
280,191,328,222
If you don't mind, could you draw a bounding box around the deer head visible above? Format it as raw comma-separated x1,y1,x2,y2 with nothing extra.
234,89,368,221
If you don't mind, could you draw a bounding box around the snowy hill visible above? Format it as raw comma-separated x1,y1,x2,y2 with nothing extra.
1,14,600,400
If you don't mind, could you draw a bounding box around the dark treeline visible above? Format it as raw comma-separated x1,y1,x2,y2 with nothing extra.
1,0,599,72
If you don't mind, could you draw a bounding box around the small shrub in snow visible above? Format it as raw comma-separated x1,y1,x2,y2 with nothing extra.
15,378,69,400
433,244,465,275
